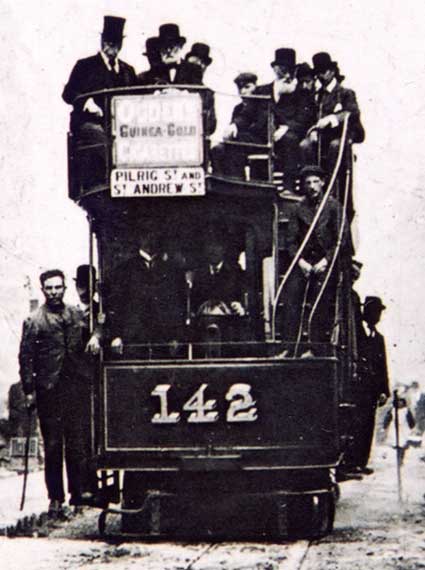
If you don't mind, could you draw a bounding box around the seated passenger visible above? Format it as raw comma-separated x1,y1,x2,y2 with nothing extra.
62,16,136,187
185,42,213,75
255,49,311,191
281,165,348,353
107,229,187,352
192,237,246,318
300,52,365,175
211,72,259,177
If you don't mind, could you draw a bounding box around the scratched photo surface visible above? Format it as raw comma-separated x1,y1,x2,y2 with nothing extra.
0,0,424,567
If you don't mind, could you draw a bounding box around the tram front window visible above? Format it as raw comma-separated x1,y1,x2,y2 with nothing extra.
104,216,260,358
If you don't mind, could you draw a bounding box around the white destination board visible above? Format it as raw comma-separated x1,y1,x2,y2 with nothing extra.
110,167,205,198
112,93,204,167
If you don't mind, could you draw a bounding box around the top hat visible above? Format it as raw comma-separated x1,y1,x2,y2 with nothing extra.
186,42,212,65
363,296,386,310
312,52,338,73
234,72,258,88
74,264,96,287
296,62,314,79
271,48,296,69
299,164,327,179
102,16,126,42
157,23,186,47
143,36,160,56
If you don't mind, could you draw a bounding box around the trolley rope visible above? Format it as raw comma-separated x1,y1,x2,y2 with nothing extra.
271,112,351,340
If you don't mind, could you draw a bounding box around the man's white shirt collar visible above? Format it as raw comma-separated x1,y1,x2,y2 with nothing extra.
100,50,119,73
139,249,153,264
209,261,224,275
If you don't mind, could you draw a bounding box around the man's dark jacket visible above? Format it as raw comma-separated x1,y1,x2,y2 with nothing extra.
287,195,348,264
359,329,390,401
108,255,187,343
19,304,85,395
62,53,136,130
254,82,314,141
192,262,245,313
317,82,365,143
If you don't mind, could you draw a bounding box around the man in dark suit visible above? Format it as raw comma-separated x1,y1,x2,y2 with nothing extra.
62,16,136,187
300,52,365,174
63,16,136,131
211,72,259,177
137,36,161,84
255,49,314,192
108,230,187,352
282,165,348,352
192,238,246,317
356,296,390,471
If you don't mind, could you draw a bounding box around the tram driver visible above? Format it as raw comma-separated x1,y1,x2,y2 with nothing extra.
192,234,246,320
282,165,348,355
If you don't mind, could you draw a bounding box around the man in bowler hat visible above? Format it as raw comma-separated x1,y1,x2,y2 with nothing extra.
255,49,315,191
300,52,365,175
185,42,213,74
137,37,161,84
62,16,136,187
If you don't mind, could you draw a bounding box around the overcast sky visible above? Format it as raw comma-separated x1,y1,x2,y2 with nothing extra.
0,0,424,409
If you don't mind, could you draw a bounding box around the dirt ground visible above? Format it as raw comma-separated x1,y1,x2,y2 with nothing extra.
0,442,424,569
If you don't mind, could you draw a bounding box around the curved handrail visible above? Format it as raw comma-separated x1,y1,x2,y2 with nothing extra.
270,112,351,340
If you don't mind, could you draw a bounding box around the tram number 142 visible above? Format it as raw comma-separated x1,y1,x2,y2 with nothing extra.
151,383,258,424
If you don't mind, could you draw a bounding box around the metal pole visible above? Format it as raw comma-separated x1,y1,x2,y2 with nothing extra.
19,408,34,511
393,389,403,504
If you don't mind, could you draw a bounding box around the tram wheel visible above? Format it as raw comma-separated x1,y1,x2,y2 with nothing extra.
276,493,335,540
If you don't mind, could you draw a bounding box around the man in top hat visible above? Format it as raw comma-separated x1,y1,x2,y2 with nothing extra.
137,37,161,84
282,164,348,352
300,52,365,175
185,42,213,73
255,49,315,192
63,16,136,130
211,72,260,177
138,26,216,135
62,16,136,187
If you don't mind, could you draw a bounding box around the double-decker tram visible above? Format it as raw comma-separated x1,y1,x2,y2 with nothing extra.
67,83,358,539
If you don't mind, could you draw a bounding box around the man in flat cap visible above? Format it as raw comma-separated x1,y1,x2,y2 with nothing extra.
282,165,348,353
62,16,136,186
300,52,365,175
211,72,260,177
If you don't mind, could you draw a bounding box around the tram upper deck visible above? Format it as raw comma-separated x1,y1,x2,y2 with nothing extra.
67,85,354,361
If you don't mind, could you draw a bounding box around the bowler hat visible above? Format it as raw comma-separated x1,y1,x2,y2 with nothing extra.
271,48,296,69
234,72,258,88
363,296,386,310
299,164,327,179
74,264,96,287
102,15,126,42
157,23,186,47
296,62,314,79
186,42,212,65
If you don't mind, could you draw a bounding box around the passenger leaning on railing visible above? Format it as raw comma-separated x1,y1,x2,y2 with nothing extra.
299,52,365,175
62,16,136,187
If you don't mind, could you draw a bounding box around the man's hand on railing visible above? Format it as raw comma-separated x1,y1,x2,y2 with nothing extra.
85,334,101,355
223,123,238,140
315,115,338,131
273,125,289,142
111,337,124,355
83,97,104,117
298,258,313,278
230,301,246,316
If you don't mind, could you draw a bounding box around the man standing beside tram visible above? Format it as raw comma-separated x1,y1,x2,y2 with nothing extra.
18,270,99,516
